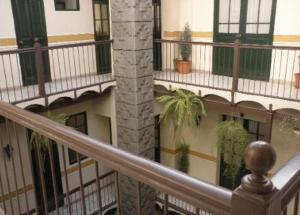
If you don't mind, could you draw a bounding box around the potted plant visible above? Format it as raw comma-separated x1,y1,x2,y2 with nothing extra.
216,121,250,187
176,139,190,173
157,89,206,173
280,115,300,137
176,24,192,74
295,55,300,89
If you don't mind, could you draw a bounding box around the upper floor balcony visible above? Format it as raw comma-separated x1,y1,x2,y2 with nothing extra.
1,36,300,110
0,40,115,107
153,36,300,110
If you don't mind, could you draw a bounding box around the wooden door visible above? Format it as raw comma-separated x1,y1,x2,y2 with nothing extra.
213,0,277,81
11,0,51,86
93,0,111,74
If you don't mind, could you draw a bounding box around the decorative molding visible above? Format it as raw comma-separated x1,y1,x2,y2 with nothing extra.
160,146,217,162
0,38,17,46
61,159,95,176
164,31,212,38
273,35,300,42
48,33,94,43
163,31,300,42
0,184,33,203
0,34,94,46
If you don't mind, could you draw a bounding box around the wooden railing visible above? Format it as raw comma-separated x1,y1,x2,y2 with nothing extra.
0,101,299,214
154,36,300,102
0,40,114,104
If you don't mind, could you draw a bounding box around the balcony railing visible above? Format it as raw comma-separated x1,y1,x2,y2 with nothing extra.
154,37,300,102
0,101,299,214
0,40,114,104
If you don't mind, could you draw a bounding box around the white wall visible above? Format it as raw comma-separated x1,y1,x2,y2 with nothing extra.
0,0,16,40
43,0,94,37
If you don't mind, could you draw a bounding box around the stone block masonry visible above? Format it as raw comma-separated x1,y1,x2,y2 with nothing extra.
111,0,156,214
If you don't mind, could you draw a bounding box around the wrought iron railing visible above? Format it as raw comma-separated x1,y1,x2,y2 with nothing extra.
154,37,300,102
0,40,114,104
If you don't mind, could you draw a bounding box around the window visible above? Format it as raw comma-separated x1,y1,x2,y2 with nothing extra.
218,0,241,33
246,0,273,34
54,0,80,11
222,114,265,140
93,0,110,38
66,112,88,165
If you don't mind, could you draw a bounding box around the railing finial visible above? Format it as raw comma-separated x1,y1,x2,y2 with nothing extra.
241,141,276,194
235,34,242,41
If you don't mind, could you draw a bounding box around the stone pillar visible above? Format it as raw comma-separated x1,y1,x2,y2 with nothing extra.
111,0,156,214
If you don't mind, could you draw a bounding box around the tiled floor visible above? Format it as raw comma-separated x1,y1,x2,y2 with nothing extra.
154,70,300,101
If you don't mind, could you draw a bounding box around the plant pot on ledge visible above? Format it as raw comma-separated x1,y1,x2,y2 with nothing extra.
295,73,300,89
176,24,192,74
176,60,192,74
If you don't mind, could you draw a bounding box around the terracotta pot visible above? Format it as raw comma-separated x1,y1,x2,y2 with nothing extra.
295,73,300,89
176,60,192,74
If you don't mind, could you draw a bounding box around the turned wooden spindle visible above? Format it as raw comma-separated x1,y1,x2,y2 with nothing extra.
241,141,276,194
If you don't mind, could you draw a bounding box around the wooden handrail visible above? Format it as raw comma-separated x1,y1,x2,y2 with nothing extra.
154,38,300,50
272,151,300,208
0,101,232,213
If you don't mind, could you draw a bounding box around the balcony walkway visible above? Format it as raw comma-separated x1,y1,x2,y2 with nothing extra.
154,70,300,102
0,73,115,105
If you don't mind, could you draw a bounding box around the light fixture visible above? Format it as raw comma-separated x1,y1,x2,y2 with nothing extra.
3,144,13,159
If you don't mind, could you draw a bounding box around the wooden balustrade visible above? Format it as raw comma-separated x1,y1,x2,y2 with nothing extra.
0,102,299,214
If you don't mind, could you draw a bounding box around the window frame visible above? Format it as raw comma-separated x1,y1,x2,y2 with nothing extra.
66,112,88,165
92,0,110,40
54,0,80,11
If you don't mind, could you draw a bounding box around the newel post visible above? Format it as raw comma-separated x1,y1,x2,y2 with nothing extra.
231,141,281,215
34,38,46,97
231,34,241,103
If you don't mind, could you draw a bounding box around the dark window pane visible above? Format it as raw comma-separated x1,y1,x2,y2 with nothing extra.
55,0,79,11
66,112,88,164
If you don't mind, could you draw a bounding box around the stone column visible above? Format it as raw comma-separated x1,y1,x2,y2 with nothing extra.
111,0,156,214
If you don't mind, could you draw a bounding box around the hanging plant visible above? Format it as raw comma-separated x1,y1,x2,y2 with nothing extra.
30,113,68,152
176,139,190,173
216,121,250,184
280,115,300,137
157,89,206,130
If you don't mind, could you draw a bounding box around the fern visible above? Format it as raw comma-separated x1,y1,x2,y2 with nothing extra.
158,89,206,130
